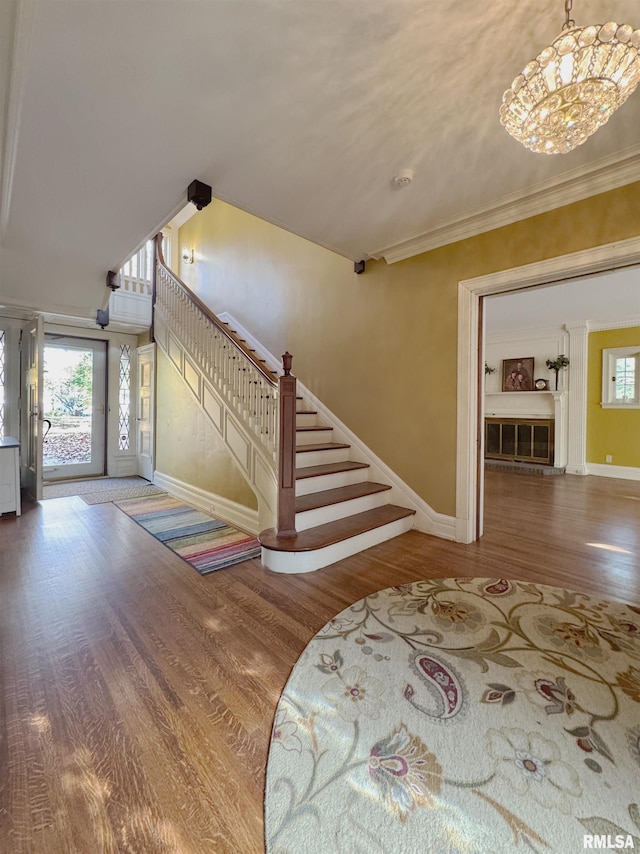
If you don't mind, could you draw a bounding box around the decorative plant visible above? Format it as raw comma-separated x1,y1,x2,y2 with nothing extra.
546,354,570,390
484,362,496,376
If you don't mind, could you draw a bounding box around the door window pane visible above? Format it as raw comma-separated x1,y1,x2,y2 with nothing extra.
43,345,93,466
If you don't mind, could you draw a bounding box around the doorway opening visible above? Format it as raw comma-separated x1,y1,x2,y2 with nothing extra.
43,336,107,481
456,235,640,544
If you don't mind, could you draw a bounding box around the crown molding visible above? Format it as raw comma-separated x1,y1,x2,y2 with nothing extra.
371,145,640,264
587,314,640,332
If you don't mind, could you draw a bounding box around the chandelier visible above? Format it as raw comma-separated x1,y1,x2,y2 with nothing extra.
499,0,640,154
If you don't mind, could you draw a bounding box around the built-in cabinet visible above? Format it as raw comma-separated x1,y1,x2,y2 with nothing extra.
0,438,21,515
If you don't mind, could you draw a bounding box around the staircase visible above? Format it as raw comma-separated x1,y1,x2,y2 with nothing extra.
151,234,416,574
259,397,415,572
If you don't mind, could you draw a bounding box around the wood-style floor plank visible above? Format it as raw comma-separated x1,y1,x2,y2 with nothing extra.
0,472,639,852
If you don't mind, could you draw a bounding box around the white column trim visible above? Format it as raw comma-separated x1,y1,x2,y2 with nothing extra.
457,235,640,542
551,392,567,469
565,324,589,475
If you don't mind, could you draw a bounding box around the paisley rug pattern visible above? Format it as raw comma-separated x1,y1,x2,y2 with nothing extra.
265,578,640,853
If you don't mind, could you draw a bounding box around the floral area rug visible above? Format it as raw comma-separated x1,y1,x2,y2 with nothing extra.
265,578,640,853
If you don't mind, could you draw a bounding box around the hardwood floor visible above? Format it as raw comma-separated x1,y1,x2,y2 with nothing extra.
1,471,638,853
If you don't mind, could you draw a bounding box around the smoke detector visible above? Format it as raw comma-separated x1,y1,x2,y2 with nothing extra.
393,168,414,187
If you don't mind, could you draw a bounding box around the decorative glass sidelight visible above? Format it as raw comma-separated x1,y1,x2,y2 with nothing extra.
118,344,131,450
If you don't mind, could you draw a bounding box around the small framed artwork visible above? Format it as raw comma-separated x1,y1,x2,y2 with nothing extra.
502,357,534,391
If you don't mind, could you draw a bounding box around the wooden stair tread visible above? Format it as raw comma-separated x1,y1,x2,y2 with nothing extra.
296,460,369,479
296,442,350,453
259,506,415,552
297,410,317,415
295,482,391,513
296,425,332,433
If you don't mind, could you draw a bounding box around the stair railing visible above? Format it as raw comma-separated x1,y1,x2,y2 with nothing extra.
152,234,297,535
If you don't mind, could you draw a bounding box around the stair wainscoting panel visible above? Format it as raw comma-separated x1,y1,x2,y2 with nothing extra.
154,316,278,531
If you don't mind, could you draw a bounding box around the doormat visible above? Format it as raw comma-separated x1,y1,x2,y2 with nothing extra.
42,476,164,504
115,493,261,574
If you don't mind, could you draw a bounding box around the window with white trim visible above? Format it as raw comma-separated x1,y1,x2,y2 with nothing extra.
601,345,640,407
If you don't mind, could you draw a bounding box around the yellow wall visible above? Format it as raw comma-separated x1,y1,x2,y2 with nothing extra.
155,349,258,509
587,326,640,469
176,181,640,517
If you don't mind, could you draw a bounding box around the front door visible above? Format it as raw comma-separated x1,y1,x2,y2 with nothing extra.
42,336,107,480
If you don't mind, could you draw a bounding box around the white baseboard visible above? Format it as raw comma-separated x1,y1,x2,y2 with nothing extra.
565,464,589,475
153,470,260,534
218,312,458,542
586,463,640,482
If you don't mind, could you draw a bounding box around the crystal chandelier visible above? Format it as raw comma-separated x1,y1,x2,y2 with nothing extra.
499,0,640,154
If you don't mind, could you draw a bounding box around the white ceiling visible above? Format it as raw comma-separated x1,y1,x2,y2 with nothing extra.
1,0,639,318
485,265,640,334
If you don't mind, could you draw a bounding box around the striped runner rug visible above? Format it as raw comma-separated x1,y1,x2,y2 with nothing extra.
115,493,261,574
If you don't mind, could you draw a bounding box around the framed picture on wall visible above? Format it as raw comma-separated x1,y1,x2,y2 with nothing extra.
502,357,534,391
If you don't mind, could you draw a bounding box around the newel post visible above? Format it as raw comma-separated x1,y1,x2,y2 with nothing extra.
277,351,297,536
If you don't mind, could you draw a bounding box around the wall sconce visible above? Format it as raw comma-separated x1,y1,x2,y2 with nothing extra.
181,247,194,264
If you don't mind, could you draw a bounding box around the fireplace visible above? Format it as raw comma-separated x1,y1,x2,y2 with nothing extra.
485,418,554,466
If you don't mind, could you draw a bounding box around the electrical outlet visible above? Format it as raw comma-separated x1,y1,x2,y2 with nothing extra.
605,455,613,463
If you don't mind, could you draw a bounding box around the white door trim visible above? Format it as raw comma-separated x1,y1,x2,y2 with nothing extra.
20,315,43,500
456,235,640,544
136,343,155,481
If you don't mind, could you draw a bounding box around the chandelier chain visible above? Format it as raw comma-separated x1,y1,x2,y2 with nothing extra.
563,0,575,30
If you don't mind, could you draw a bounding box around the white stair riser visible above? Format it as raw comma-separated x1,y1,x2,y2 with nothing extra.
296,447,350,468
296,429,334,445
296,412,319,428
295,491,390,531
296,467,370,496
262,515,415,573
